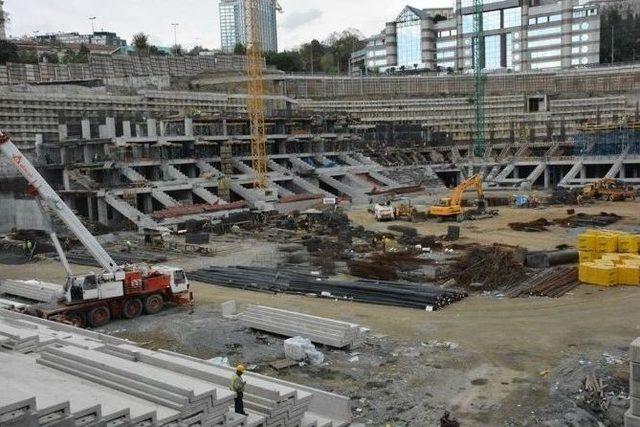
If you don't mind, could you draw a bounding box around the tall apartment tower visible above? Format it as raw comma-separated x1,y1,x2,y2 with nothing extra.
0,1,7,40
219,0,278,53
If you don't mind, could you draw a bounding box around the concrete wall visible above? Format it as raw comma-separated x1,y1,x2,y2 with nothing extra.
0,196,47,233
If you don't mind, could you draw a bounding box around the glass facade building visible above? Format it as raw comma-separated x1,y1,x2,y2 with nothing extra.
351,0,602,74
219,0,278,53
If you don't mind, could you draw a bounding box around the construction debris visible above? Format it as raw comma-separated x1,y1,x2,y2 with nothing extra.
508,218,553,232
238,305,369,349
554,212,621,228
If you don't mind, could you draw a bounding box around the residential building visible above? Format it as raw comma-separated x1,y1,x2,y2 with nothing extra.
351,1,602,74
219,0,278,53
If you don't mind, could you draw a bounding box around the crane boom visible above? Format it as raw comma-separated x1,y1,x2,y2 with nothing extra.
0,133,120,273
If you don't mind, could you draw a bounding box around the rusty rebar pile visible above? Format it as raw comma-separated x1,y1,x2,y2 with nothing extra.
451,246,527,291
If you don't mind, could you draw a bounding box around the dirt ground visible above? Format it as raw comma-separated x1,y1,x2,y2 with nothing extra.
349,201,640,251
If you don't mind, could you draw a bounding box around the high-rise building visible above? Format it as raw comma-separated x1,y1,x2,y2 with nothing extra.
219,0,278,53
352,0,602,73
0,0,7,40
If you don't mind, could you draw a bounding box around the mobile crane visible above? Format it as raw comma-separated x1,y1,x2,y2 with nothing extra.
0,132,192,328
429,174,487,222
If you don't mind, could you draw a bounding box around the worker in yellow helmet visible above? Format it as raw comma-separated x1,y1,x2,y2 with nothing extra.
230,364,248,415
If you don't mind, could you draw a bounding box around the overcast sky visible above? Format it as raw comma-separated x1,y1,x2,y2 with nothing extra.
4,0,454,50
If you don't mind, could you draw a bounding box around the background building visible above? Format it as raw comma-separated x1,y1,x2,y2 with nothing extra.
352,0,602,74
219,0,278,53
34,31,127,48
0,0,6,40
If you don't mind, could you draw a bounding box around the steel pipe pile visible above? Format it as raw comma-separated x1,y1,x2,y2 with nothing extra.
505,267,579,298
190,266,466,310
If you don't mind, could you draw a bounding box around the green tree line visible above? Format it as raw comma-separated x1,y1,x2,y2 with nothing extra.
600,3,640,63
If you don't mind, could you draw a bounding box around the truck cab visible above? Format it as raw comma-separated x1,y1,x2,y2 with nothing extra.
153,266,189,294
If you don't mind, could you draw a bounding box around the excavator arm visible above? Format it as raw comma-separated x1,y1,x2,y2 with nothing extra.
449,174,484,206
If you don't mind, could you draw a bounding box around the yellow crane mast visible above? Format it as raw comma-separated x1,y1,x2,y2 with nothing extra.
244,0,282,190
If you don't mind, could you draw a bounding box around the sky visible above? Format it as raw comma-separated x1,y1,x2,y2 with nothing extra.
3,0,454,51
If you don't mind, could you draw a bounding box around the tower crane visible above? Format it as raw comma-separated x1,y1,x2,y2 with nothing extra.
472,0,486,157
244,0,282,192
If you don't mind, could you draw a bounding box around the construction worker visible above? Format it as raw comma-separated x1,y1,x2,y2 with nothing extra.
126,240,133,253
230,364,248,415
22,240,29,255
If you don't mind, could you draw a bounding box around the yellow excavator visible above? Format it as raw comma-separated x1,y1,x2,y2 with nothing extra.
429,174,487,222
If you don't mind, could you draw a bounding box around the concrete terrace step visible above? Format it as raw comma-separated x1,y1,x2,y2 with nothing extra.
103,193,157,229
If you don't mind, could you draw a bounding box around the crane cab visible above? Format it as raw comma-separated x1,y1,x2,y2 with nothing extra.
65,274,124,303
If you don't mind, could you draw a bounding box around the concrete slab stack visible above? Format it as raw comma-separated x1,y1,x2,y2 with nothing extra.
0,279,64,303
626,337,640,426
0,310,351,427
238,305,369,349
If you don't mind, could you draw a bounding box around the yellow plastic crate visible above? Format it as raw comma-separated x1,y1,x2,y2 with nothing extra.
600,253,623,263
579,262,618,287
617,265,640,286
579,251,596,263
596,234,618,253
618,235,640,254
578,234,597,252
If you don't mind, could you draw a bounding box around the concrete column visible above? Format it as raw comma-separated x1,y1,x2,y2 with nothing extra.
135,124,143,137
106,117,116,138
83,144,92,164
143,194,153,213
122,121,132,138
58,124,68,141
278,140,287,155
580,166,587,180
81,119,91,140
513,167,519,179
147,119,157,137
62,170,71,191
620,165,626,179
159,121,166,137
98,125,107,139
222,119,228,136
87,197,95,221
185,117,194,136
34,134,43,162
97,198,109,226
544,167,551,188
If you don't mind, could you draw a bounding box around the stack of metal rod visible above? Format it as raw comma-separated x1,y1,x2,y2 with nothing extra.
189,266,466,310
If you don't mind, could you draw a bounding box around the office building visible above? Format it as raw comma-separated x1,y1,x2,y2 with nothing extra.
352,0,601,73
219,0,278,53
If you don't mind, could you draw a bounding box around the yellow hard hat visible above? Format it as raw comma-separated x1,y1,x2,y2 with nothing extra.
236,364,246,373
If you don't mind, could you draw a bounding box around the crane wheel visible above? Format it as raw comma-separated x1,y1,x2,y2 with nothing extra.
89,306,111,328
144,294,164,315
123,298,143,319
65,312,86,328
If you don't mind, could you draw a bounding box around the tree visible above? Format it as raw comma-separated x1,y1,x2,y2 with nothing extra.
234,43,246,55
132,33,150,55
300,39,324,73
265,50,303,72
17,50,38,64
149,45,168,56
325,29,366,73
0,40,19,65
171,44,184,56
39,52,59,64
188,45,208,56
600,4,640,63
